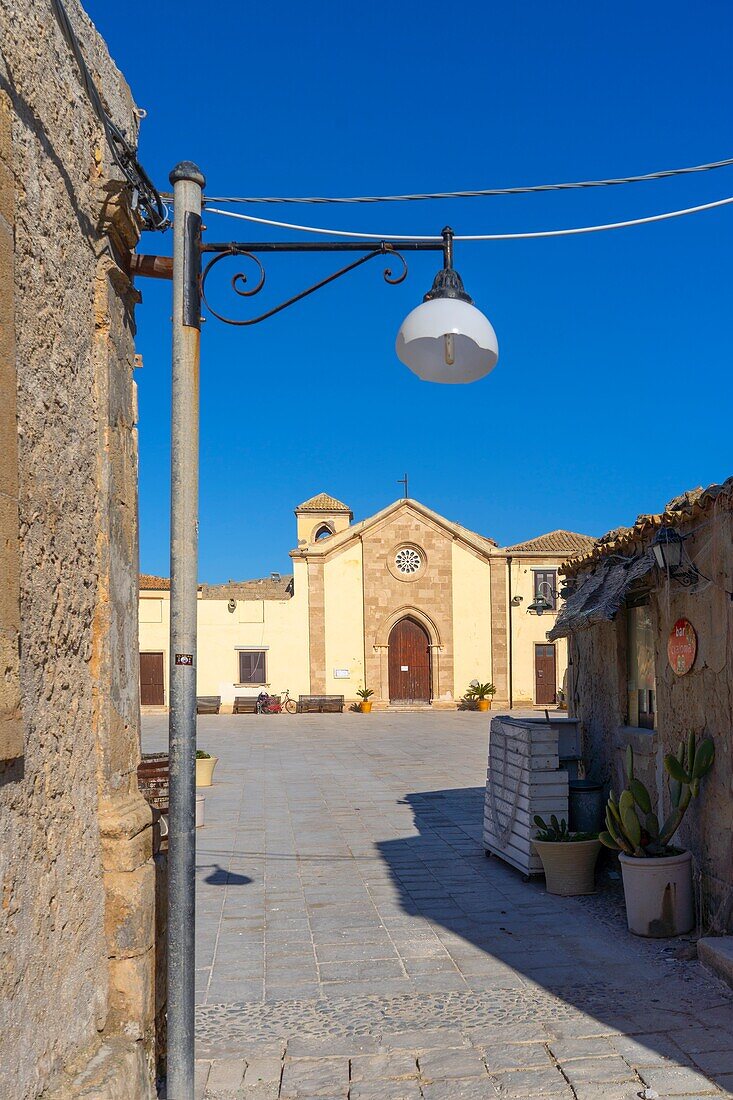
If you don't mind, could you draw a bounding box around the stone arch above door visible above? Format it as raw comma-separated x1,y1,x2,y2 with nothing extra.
374,605,442,649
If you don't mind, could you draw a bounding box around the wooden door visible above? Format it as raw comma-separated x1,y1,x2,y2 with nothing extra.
388,618,431,704
140,652,164,706
534,644,557,705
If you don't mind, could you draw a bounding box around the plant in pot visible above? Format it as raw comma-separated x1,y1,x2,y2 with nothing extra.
356,686,374,714
532,815,601,895
600,735,715,937
466,681,496,712
195,748,219,787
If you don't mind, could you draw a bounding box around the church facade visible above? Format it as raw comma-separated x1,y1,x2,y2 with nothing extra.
138,494,596,709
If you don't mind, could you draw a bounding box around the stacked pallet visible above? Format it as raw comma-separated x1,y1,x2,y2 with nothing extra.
483,716,569,876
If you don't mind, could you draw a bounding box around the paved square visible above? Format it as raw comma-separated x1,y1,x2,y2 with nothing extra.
144,712,733,1099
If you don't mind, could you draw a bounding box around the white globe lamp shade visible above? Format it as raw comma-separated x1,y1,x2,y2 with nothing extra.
396,297,498,384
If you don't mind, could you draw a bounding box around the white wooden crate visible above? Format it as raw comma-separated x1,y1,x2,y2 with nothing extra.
483,716,569,876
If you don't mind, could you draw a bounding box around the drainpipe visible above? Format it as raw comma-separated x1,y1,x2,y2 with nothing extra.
507,555,514,709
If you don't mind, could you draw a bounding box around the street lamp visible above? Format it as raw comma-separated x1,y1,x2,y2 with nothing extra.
133,162,499,1100
527,580,564,615
396,227,499,383
651,525,699,586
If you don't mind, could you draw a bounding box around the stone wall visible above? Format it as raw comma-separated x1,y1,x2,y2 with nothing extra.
569,506,733,933
0,3,158,1096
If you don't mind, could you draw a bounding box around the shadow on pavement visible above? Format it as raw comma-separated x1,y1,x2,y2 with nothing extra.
377,786,733,1089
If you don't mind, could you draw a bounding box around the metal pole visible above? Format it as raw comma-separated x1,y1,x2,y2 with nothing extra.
167,160,205,1100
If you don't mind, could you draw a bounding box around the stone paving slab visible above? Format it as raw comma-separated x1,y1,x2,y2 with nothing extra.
144,713,733,1100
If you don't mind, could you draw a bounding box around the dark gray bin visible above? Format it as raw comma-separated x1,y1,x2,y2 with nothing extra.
569,779,605,834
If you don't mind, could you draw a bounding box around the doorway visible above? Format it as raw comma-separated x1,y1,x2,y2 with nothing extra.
140,651,165,706
388,618,431,704
534,643,557,705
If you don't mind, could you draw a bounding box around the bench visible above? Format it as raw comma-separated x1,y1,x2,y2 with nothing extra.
233,696,260,714
196,695,221,714
297,694,344,713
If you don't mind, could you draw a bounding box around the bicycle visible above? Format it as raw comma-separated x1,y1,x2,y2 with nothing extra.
280,688,297,715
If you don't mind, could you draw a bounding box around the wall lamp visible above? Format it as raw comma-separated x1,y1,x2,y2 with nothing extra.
651,525,700,587
526,580,569,615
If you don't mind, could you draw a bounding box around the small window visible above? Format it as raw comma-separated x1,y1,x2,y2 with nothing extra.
627,604,656,729
238,650,267,685
533,569,557,609
314,525,332,541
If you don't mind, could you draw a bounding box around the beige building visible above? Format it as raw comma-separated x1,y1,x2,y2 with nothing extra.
139,494,595,710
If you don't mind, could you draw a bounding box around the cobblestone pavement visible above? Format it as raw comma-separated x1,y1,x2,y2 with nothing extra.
144,712,733,1099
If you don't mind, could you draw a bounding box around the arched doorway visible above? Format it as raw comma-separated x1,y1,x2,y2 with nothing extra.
388,618,431,704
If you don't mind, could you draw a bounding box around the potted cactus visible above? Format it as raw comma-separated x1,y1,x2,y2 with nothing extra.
465,681,496,712
600,734,715,937
532,815,601,895
356,686,374,714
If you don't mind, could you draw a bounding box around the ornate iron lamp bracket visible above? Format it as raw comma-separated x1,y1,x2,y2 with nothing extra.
198,235,448,327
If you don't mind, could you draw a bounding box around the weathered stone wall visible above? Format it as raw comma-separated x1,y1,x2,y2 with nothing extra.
0,3,157,1096
569,506,733,932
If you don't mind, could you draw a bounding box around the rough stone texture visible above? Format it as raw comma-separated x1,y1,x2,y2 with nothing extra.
567,504,733,932
0,3,158,1096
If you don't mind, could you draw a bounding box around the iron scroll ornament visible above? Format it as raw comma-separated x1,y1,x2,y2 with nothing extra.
200,245,409,326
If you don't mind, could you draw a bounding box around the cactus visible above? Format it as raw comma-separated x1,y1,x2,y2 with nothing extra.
599,734,715,857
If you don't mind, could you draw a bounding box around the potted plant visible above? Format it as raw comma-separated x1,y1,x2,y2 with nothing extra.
600,735,715,937
532,815,601,895
465,681,496,712
356,686,374,714
195,748,218,787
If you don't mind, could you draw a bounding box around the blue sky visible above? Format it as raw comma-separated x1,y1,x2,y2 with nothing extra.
85,0,733,582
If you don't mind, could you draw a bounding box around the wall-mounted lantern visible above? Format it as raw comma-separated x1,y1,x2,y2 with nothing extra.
651,526,699,586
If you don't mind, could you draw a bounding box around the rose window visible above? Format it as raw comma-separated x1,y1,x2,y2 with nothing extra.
395,547,421,575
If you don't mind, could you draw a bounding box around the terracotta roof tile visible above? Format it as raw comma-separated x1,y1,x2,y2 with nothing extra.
564,476,733,574
295,492,352,514
504,529,597,554
139,574,170,590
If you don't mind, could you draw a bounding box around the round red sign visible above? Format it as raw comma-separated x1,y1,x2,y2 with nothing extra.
668,619,697,676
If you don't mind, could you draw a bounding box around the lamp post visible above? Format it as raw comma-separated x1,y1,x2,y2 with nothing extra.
141,162,499,1098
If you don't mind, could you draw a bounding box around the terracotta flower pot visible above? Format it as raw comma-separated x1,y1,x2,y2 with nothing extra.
477,699,491,712
533,838,601,896
619,850,694,937
360,701,372,713
195,755,218,787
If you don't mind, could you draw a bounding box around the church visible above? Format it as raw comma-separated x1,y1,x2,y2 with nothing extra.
138,494,596,710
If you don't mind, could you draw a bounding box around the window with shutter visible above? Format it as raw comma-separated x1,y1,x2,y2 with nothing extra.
238,650,267,684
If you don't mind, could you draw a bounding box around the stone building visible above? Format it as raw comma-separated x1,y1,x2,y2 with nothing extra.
1,3,159,1097
139,493,595,709
551,478,733,932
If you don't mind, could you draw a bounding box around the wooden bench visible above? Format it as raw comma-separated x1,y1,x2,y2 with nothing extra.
196,695,221,714
297,694,344,713
233,696,260,714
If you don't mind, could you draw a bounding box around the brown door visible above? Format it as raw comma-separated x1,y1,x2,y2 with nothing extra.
535,644,557,705
140,652,164,706
388,618,431,704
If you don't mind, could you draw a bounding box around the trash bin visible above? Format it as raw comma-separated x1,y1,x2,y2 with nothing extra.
569,779,605,834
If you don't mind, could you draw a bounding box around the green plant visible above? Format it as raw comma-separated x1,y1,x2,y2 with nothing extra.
465,681,496,701
196,749,211,759
533,815,597,843
356,686,374,701
600,735,715,857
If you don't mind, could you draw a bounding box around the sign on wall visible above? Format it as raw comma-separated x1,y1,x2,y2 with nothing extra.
333,669,350,679
667,619,697,676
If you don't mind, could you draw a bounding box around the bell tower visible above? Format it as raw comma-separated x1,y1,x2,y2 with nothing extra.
295,493,353,546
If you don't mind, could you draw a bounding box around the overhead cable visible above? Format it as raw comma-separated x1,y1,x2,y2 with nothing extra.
203,194,733,242
50,0,168,231
199,157,733,206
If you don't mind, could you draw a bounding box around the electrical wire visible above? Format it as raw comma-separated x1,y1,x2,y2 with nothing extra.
203,194,733,242
50,0,168,231
198,156,733,205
